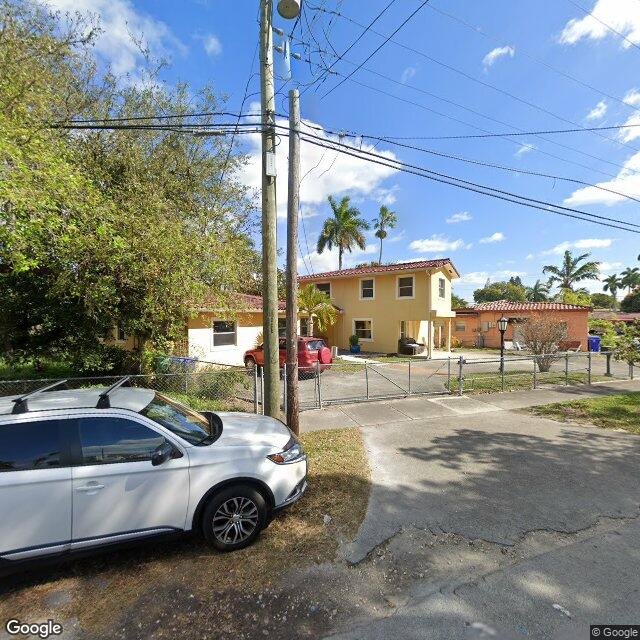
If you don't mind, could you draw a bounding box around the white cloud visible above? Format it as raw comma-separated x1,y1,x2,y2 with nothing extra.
409,235,467,253
541,238,613,255
298,244,378,273
526,253,535,260
446,211,472,224
457,270,526,286
615,90,640,142
239,114,398,219
388,230,405,243
400,66,417,84
203,34,222,57
515,143,536,156
586,100,608,120
482,45,515,70
599,261,623,272
559,0,640,48
564,151,640,205
42,0,184,79
479,232,505,244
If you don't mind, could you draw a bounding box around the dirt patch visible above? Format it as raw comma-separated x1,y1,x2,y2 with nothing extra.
0,428,369,639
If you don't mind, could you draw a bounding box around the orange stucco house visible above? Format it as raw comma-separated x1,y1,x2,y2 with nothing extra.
453,300,590,351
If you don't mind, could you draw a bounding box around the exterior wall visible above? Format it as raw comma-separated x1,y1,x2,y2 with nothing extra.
451,313,478,347
303,269,455,354
188,311,264,366
452,310,589,350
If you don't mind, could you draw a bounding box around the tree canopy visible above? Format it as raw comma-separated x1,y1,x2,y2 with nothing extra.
0,1,257,370
473,281,527,303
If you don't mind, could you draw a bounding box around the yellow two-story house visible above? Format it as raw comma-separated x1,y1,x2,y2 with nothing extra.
298,258,460,357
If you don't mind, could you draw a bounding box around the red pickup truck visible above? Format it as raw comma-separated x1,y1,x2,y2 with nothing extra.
244,337,332,373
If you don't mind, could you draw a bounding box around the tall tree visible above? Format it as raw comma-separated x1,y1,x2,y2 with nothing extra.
620,267,640,293
602,273,622,304
542,250,599,291
526,279,550,302
297,284,338,337
317,195,369,270
473,281,527,303
373,205,397,264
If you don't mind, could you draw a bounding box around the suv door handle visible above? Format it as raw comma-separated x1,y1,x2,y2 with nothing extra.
76,483,105,494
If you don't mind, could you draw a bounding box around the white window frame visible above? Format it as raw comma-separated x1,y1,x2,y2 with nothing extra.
359,277,375,301
212,319,237,349
438,277,446,299
115,324,127,343
396,274,415,300
352,318,374,342
315,282,331,299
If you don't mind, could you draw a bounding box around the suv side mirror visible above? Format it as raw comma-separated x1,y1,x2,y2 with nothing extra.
151,441,180,466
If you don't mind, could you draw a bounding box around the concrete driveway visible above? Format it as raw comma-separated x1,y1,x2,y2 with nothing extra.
322,387,640,639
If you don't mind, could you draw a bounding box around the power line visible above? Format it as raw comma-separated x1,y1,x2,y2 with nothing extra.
426,3,640,116
307,5,640,156
303,0,399,94
321,0,432,99
289,127,640,233
565,0,640,53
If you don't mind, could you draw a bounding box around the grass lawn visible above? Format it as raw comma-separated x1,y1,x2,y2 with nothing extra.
0,358,75,381
0,428,370,636
528,392,640,434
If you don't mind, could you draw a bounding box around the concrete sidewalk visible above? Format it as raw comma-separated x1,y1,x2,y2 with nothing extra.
300,378,640,432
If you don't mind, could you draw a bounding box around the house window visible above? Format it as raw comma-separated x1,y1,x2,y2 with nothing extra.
398,276,414,298
315,282,331,298
455,322,466,332
300,317,309,336
117,325,127,341
481,321,495,332
212,320,236,347
360,278,374,300
400,321,407,339
439,277,446,299
278,318,287,337
353,319,373,341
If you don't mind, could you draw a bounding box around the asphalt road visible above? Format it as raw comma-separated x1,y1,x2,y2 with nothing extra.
324,397,640,639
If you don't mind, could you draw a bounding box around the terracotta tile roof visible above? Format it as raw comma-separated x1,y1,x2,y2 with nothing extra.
200,293,286,312
591,310,640,322
459,300,591,312
298,258,459,281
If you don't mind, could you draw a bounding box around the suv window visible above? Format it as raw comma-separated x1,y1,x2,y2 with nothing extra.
79,417,165,465
141,394,211,446
306,339,326,351
0,420,63,472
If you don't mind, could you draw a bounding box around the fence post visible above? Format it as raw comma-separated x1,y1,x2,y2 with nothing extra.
365,362,370,400
587,351,592,385
316,361,323,409
458,356,464,396
283,366,287,420
253,365,259,414
565,353,569,386
260,369,265,415
501,355,505,392
532,357,537,389
447,357,451,391
630,362,635,381
408,359,412,395
605,352,612,377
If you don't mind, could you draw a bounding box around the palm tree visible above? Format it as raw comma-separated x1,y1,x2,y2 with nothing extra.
317,195,370,270
525,279,550,302
373,205,398,264
542,250,599,291
298,284,338,337
602,273,622,305
620,267,640,293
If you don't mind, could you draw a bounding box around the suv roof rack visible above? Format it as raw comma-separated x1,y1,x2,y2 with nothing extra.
11,380,69,414
96,376,132,409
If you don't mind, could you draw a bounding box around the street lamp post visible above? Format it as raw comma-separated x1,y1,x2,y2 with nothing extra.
498,316,508,374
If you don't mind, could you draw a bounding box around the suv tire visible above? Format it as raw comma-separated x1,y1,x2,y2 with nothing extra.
202,485,267,551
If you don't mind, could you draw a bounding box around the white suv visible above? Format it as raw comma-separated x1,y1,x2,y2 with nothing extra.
0,378,307,571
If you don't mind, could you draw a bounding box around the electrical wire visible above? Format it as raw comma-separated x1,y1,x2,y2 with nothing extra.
321,0,432,99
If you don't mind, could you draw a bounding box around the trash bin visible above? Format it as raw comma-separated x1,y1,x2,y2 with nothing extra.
588,335,601,352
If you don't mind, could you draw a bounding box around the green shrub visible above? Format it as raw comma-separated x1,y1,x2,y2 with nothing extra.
621,290,640,312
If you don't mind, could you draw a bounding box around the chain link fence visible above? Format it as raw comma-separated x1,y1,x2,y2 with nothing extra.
0,352,633,414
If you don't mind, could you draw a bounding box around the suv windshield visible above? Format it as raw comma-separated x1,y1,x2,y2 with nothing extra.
141,393,212,445
306,339,326,351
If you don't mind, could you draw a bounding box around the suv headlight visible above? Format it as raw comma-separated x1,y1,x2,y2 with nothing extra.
268,436,306,464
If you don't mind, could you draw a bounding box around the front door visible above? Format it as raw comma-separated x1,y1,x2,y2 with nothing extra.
71,415,189,549
0,418,72,560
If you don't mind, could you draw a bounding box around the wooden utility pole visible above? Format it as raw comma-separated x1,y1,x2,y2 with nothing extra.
286,89,300,434
259,0,280,418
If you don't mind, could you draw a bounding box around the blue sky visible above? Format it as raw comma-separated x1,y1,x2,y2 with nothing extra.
46,0,640,300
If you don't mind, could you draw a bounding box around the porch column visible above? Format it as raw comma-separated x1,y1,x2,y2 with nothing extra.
446,318,452,352
427,319,433,359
